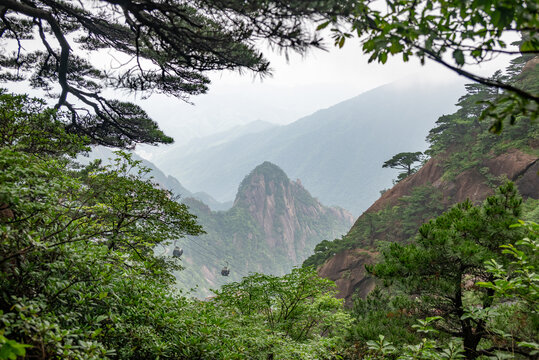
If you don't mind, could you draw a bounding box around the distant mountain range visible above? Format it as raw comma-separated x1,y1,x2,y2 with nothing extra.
81,146,232,211
153,79,465,215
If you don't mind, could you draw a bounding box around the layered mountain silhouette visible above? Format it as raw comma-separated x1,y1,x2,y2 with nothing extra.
81,146,232,210
154,79,465,215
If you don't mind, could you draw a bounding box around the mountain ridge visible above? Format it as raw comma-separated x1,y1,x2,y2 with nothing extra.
81,146,232,211
155,79,466,215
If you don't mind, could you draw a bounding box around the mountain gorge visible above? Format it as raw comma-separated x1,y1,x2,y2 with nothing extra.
154,80,465,215
173,162,355,297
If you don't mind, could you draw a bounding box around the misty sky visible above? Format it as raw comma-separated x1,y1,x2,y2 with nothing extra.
3,29,518,159
132,34,518,160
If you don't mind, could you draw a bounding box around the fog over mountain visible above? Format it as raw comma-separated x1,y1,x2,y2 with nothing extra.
80,146,232,211
153,79,466,215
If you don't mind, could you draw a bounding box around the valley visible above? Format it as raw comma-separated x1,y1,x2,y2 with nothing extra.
0,2,537,357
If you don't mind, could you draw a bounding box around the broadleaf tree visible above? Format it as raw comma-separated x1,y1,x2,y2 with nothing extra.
214,267,351,358
322,1,539,130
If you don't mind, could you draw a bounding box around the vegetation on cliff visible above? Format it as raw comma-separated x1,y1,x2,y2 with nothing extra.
301,43,538,359
304,50,539,270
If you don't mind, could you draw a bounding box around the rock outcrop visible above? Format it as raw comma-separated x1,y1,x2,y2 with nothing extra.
318,148,538,305
366,149,538,214
318,249,377,306
234,162,355,263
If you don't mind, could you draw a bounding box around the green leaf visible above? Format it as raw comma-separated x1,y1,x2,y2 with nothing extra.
316,21,330,31
453,50,465,65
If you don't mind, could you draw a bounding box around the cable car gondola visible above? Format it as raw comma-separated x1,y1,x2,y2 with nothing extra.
171,240,183,258
173,247,183,258
221,262,230,276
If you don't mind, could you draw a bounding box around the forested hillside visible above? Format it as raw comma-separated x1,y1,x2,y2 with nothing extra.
154,80,464,215
173,162,354,297
1,0,538,358
306,53,539,304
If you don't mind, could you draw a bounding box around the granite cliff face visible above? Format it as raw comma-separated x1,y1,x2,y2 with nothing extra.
365,149,538,214
318,148,538,306
175,162,355,297
234,162,355,263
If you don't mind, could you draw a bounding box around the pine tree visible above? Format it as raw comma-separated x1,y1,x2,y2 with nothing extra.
0,0,354,147
369,182,524,358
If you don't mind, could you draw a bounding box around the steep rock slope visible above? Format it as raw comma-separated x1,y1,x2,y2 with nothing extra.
367,149,538,214
173,162,355,297
310,56,539,305
155,80,465,215
318,149,538,305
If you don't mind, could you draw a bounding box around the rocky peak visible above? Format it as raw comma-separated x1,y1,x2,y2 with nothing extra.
232,161,354,262
176,162,355,297
234,161,292,209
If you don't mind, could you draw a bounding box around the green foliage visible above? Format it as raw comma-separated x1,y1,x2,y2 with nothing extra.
348,288,419,348
478,221,538,310
366,183,532,358
476,221,539,357
0,92,211,358
326,0,539,124
0,91,356,359
304,185,445,268
0,146,205,358
361,221,539,359
0,331,30,360
522,198,539,222
382,151,425,183
214,267,351,359
363,318,466,360
0,89,90,156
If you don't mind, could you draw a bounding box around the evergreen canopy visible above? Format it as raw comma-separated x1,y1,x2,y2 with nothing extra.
0,0,354,147
369,183,526,358
382,151,424,182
